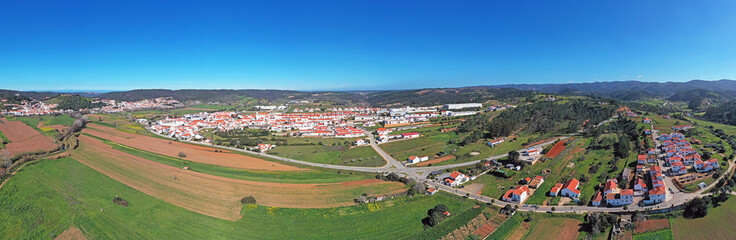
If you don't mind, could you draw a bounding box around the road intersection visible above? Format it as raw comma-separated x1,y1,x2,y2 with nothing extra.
148,115,733,214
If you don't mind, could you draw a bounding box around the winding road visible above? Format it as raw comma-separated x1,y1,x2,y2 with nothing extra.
148,115,733,213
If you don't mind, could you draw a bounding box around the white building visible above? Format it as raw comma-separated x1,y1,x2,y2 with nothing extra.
444,103,483,110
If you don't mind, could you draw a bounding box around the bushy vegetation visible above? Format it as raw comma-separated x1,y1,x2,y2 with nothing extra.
457,100,616,145
50,95,106,110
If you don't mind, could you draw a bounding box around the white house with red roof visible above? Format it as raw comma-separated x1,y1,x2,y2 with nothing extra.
643,186,667,205
671,161,687,175
603,179,619,194
592,192,603,206
560,178,580,199
401,132,420,139
605,189,634,206
258,144,276,152
549,183,563,196
502,185,530,204
443,171,469,187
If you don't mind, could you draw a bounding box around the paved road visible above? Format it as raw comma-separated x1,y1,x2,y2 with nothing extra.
146,115,735,213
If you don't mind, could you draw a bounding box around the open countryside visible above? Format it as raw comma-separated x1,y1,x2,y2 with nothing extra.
3,1,736,239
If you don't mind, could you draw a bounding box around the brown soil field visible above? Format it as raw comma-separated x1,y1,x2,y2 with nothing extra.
545,138,570,158
74,135,406,221
55,226,87,240
0,118,57,156
416,155,455,166
83,125,303,171
525,218,581,240
464,183,485,195
634,219,670,234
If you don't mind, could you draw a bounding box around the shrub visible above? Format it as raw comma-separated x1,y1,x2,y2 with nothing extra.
112,196,129,207
241,196,257,204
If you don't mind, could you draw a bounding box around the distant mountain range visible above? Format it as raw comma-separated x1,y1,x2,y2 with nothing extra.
4,79,736,107
490,79,736,99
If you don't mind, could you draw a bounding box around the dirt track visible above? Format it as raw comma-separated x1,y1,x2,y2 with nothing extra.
83,125,303,171
0,118,56,156
74,134,405,221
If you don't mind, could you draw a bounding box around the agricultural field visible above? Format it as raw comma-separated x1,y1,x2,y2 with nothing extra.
380,132,459,164
0,118,57,156
82,124,301,171
90,135,371,183
633,219,672,239
0,157,476,239
380,129,531,166
513,217,582,240
670,196,736,240
486,212,584,240
647,115,687,132
268,144,385,167
634,229,673,240
73,134,407,220
688,117,736,135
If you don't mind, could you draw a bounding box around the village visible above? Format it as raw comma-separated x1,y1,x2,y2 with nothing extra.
1,97,181,116
488,118,722,210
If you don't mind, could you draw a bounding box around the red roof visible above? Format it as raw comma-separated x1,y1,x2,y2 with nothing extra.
449,171,464,179
592,192,603,202
563,178,580,194
604,180,618,192
550,183,563,193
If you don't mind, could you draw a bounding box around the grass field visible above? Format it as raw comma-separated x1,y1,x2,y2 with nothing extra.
269,144,385,167
688,117,736,135
516,217,582,240
0,158,476,239
670,196,736,240
634,229,673,240
0,129,8,148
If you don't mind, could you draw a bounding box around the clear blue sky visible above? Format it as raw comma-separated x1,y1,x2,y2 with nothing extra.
2,1,736,91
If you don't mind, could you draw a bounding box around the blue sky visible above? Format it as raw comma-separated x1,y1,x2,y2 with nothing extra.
2,1,736,91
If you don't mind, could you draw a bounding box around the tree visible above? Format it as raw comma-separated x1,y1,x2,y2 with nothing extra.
551,207,556,212
178,152,187,158
507,151,520,162
684,197,709,218
408,182,425,196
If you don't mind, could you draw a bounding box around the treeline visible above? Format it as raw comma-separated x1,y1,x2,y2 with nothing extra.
456,100,616,145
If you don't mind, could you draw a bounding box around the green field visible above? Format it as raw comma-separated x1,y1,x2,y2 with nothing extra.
634,229,673,240
0,129,8,149
381,132,459,163
0,157,477,239
269,144,385,167
5,115,76,132
688,117,736,135
670,196,736,240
